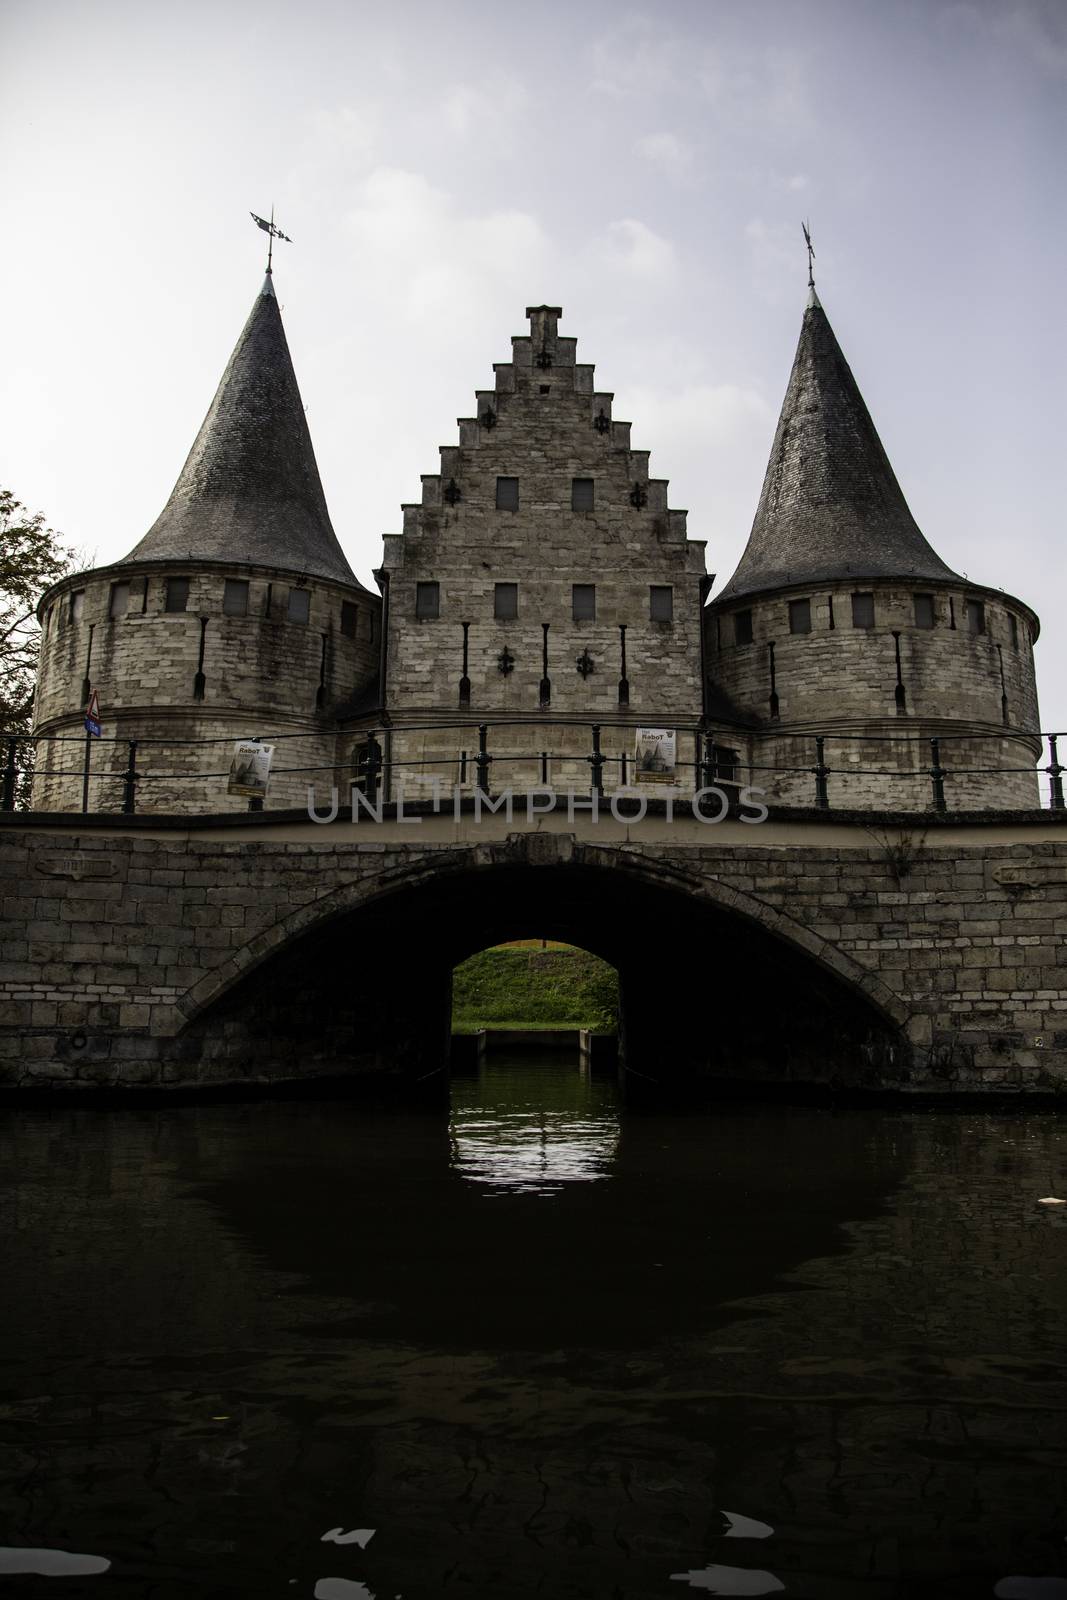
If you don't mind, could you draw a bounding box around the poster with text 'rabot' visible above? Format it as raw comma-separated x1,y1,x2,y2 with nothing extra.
634,728,676,783
227,742,274,799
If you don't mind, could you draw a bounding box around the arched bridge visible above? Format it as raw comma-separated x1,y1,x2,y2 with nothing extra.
2,802,1066,1096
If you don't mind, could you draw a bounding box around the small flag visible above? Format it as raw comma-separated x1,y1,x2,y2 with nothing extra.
250,212,292,243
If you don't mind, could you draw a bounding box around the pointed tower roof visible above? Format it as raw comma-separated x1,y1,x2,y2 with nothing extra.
716,289,961,603
121,275,358,587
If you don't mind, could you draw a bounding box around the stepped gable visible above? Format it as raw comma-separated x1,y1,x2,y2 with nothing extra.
717,289,961,603
400,305,691,548
121,274,359,588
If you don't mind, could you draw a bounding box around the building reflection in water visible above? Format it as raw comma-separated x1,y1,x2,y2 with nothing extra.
449,1053,620,1195
1,1059,1066,1597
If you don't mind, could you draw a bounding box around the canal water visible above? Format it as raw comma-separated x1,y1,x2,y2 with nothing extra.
1,1054,1066,1599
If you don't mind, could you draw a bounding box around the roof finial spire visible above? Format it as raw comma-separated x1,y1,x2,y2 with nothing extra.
802,219,815,290
250,206,293,279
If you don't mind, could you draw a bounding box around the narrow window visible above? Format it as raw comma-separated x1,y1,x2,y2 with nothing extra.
165,577,190,613
369,609,377,642
788,598,811,635
494,582,518,620
572,584,596,622
288,587,310,625
70,590,85,624
109,581,130,620
711,745,740,783
734,608,753,646
965,598,985,635
913,593,935,629
496,476,519,511
852,591,875,629
416,581,440,620
223,579,249,617
1009,613,1019,649
650,585,673,622
571,477,594,511
340,601,358,638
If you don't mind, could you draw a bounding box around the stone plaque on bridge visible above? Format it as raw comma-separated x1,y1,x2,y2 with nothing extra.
34,852,119,881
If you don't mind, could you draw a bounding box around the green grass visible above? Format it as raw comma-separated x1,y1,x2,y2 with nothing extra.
451,946,619,1034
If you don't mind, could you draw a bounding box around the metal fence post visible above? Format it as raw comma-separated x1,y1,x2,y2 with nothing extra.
589,724,605,795
813,736,829,809
475,724,491,792
1047,734,1064,810
121,741,138,815
364,732,382,801
1,738,17,812
702,734,717,790
929,738,947,813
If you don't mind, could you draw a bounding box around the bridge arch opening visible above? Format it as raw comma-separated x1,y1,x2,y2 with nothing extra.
450,939,619,1040
178,854,911,1098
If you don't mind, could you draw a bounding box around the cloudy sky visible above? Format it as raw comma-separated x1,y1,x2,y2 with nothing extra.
2,0,1065,732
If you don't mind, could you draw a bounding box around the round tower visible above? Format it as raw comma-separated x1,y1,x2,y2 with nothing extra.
706,286,1041,812
33,273,381,814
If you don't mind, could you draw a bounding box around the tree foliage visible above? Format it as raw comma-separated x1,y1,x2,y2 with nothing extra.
1,489,76,801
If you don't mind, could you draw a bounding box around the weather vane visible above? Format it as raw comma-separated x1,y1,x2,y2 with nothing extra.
250,207,292,275
802,219,815,289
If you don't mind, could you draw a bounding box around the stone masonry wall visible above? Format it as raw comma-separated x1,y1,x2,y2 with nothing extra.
378,306,708,800
1,813,1066,1096
707,579,1041,810
34,561,380,813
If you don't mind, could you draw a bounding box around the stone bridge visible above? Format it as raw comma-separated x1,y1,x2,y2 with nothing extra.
3,802,1067,1097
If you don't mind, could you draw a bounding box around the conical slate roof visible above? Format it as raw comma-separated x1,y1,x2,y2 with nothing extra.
121,275,358,587
717,289,961,603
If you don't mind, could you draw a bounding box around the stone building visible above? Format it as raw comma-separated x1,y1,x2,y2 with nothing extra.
372,305,709,802
32,273,381,813
31,274,1043,815
704,288,1041,811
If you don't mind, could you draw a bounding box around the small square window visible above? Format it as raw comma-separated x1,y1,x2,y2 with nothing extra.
341,601,358,638
789,598,811,634
416,581,440,620
70,589,85,624
165,577,189,613
572,478,594,512
572,584,595,622
734,609,753,646
223,579,249,617
650,585,673,622
494,582,518,620
1009,613,1019,649
109,581,130,620
288,587,311,625
852,592,875,629
966,598,985,635
496,476,519,511
914,593,935,629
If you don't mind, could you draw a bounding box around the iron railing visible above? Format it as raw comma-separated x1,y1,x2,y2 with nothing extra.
1,721,1063,817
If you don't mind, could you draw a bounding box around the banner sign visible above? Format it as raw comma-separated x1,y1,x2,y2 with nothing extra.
227,741,274,799
634,727,677,783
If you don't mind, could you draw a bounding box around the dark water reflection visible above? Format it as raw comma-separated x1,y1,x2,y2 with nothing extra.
1,1054,1066,1598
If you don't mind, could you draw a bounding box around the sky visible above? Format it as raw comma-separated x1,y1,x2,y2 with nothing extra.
2,0,1065,734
